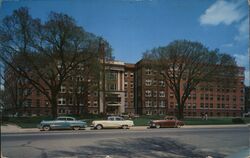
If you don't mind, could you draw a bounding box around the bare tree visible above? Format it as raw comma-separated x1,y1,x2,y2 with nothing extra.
0,70,32,116
144,40,238,119
0,8,109,118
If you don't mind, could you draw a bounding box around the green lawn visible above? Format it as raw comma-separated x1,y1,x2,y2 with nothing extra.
1,115,249,128
184,118,235,125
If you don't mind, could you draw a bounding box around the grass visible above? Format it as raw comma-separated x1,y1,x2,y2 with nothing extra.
184,117,235,125
1,115,249,128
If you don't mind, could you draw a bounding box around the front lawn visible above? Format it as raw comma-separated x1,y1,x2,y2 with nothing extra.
1,115,248,128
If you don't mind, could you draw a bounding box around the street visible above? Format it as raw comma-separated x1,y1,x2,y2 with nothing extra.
1,126,250,158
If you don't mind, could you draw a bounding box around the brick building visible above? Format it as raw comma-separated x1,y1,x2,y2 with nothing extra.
134,60,245,117
4,59,245,117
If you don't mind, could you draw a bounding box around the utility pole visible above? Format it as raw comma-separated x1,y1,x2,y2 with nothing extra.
98,39,106,114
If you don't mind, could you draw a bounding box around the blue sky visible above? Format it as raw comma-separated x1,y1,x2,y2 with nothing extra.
0,0,249,85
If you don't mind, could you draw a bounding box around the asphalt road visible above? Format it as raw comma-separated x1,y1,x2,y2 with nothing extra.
1,127,250,158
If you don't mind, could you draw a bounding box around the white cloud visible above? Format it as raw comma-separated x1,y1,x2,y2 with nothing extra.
200,0,245,26
233,52,250,86
221,43,234,48
245,70,250,86
235,18,249,41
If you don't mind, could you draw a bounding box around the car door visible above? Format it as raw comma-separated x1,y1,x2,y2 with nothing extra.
53,117,67,129
114,117,124,128
108,117,118,128
66,117,75,129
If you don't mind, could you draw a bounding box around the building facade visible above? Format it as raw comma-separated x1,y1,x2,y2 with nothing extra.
4,59,245,117
134,60,245,117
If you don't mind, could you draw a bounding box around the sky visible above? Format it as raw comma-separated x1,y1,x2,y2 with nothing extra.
0,0,249,85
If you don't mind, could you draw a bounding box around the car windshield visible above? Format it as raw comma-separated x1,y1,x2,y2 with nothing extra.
67,118,74,121
57,117,67,121
116,117,124,121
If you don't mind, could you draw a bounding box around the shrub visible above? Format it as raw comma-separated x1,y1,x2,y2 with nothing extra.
232,118,244,124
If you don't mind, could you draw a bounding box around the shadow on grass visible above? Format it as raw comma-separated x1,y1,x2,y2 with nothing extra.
47,137,225,158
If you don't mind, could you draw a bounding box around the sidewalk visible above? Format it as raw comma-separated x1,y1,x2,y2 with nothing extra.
1,124,249,133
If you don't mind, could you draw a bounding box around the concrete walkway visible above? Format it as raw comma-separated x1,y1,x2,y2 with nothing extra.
1,124,249,133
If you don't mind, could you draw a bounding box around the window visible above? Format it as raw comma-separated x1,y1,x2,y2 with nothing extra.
193,104,196,109
130,73,134,77
107,72,117,80
153,91,157,97
36,90,40,96
67,118,74,121
200,103,204,108
153,101,157,107
130,93,134,98
159,101,165,107
116,117,123,121
60,85,66,93
124,82,128,88
210,103,213,108
221,104,225,108
145,79,152,86
57,117,67,121
45,100,49,107
130,83,134,88
58,98,66,105
205,94,209,100
68,86,73,93
170,92,174,98
26,99,32,107
200,94,204,100
221,95,225,101
233,88,236,92
217,104,220,108
125,72,128,77
68,98,73,105
145,101,152,107
125,101,128,108
145,68,152,75
210,94,213,100
145,90,152,97
159,80,165,87
205,103,209,108
159,91,165,97
233,96,236,101
240,96,244,102
108,84,117,91
217,95,220,101
36,99,40,107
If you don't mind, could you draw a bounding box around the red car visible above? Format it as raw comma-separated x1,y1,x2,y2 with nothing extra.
149,116,184,128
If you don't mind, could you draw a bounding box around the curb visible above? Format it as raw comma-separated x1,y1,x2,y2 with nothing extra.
1,124,249,134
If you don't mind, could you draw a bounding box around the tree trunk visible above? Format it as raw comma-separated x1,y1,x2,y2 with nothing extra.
178,103,184,120
51,95,58,119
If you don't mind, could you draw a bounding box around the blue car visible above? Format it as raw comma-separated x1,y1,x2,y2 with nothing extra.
38,116,87,131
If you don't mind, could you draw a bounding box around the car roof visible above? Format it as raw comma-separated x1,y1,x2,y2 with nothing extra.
57,116,75,119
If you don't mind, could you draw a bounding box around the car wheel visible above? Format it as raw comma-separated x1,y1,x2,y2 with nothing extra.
96,124,103,130
122,125,128,129
43,125,51,131
156,125,161,128
73,126,80,130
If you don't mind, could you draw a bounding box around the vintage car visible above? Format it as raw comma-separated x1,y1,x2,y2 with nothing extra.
38,116,87,131
149,116,184,128
91,116,134,130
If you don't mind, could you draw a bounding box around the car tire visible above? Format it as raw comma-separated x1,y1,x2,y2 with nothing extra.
156,125,161,128
73,126,80,130
122,125,128,129
96,124,103,130
43,125,51,131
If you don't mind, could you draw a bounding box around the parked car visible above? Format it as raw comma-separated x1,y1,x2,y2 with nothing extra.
38,116,87,131
149,116,184,128
91,116,134,130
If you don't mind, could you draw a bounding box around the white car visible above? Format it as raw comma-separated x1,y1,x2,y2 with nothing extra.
91,116,134,130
